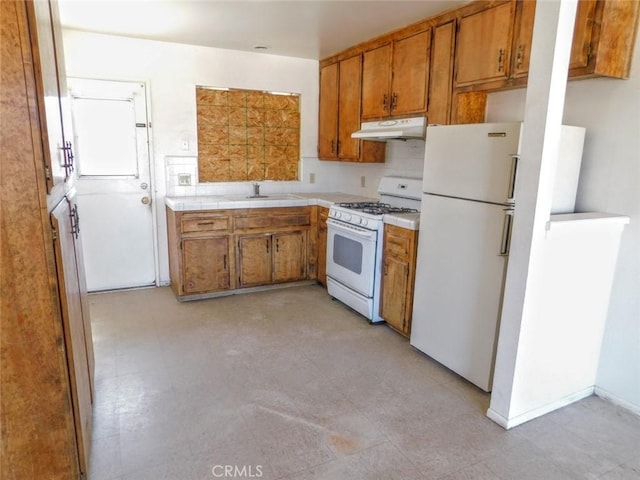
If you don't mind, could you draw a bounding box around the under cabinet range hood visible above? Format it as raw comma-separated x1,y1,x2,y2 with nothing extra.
351,117,426,141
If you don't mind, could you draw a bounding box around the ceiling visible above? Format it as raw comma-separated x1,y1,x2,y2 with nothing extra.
58,1,470,60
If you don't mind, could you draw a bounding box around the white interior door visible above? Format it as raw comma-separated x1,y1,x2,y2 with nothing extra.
69,78,156,292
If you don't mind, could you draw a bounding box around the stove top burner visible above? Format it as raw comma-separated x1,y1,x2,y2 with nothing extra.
336,201,418,216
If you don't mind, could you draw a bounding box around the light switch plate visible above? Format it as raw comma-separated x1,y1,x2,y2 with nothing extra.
360,176,366,187
309,172,315,184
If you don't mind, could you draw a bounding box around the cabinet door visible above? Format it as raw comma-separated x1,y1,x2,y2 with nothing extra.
317,208,328,286
381,256,409,335
569,0,597,70
428,21,456,125
273,231,307,283
391,30,431,116
182,236,231,293
318,62,339,160
511,0,536,78
28,0,74,192
362,44,392,119
238,235,272,287
51,197,93,476
455,2,515,86
337,54,362,160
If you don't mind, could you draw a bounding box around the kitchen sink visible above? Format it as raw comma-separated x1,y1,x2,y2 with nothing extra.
223,193,306,201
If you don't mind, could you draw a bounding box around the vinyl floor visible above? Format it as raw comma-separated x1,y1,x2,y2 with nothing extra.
87,285,640,480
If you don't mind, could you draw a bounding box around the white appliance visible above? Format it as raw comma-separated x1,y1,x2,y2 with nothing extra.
351,117,426,141
327,176,422,322
410,122,585,392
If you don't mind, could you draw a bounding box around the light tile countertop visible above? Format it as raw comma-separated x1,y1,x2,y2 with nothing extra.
165,192,421,230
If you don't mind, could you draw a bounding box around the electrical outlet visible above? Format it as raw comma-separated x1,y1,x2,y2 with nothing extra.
178,173,191,186
360,176,366,187
309,172,315,184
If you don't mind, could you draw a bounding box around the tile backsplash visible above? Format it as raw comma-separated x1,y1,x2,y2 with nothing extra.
165,139,425,198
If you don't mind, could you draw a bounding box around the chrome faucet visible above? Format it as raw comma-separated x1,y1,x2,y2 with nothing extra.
252,182,260,197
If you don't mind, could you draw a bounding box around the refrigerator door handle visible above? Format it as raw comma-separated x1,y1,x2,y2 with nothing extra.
499,209,514,256
507,155,519,203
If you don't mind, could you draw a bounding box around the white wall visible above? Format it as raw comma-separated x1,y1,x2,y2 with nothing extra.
61,31,425,287
487,36,640,412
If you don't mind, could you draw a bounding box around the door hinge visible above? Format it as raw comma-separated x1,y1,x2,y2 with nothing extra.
51,226,58,241
44,165,51,180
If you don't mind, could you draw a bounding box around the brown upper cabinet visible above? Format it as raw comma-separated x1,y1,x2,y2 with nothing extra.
569,0,638,79
319,0,638,131
428,20,457,125
455,2,516,87
362,30,431,120
318,55,385,162
483,0,640,83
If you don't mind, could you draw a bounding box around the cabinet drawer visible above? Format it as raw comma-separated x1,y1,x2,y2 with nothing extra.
181,214,230,233
235,209,310,231
385,234,411,258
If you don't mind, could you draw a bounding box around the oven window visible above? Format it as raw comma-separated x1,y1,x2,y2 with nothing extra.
333,235,363,274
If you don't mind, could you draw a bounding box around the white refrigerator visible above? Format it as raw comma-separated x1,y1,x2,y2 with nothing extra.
410,122,585,392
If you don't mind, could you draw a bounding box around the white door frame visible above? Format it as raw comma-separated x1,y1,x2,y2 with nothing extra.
70,76,160,290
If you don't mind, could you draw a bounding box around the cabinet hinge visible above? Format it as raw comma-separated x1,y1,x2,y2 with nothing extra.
44,165,51,180
180,240,182,250
587,43,593,62
51,226,58,241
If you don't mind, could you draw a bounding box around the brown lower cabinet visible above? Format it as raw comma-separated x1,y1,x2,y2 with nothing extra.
379,224,419,337
167,206,313,299
316,207,329,286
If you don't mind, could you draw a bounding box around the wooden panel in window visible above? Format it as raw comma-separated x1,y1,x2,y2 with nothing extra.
197,87,300,182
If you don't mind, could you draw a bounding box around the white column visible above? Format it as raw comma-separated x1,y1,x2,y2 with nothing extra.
488,0,579,429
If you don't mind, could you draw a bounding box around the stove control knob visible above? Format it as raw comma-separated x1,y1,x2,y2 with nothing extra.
344,214,352,221
356,217,363,225
334,211,341,219
361,219,368,227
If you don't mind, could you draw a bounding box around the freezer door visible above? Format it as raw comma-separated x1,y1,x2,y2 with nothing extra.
410,195,509,392
423,123,522,205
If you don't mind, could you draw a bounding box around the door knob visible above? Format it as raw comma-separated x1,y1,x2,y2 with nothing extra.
141,196,151,205
140,182,148,190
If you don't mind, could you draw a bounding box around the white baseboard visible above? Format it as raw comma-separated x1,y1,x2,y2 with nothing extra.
486,386,594,430
595,386,640,416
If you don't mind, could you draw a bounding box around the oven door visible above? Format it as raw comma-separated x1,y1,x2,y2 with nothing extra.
326,218,378,297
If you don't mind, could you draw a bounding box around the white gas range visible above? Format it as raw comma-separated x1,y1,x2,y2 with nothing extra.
326,176,422,323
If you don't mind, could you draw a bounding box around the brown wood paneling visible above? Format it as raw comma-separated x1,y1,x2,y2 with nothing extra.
362,44,392,119
197,87,299,182
51,197,93,475
379,224,419,337
391,29,431,116
181,214,230,234
318,62,339,159
455,1,515,87
337,54,362,160
453,91,487,124
1,1,80,477
317,207,329,286
237,235,272,287
183,236,231,293
428,20,456,124
273,231,307,283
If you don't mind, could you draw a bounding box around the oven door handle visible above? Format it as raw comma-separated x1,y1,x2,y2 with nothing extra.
327,218,377,240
